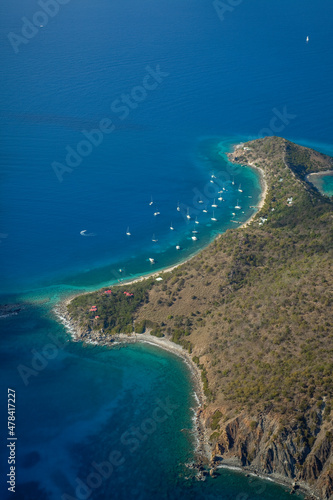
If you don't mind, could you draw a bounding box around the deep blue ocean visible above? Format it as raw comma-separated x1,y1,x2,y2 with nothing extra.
1,0,333,498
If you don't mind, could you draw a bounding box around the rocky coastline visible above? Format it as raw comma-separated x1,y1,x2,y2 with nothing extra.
55,298,321,500
53,138,333,500
54,299,213,474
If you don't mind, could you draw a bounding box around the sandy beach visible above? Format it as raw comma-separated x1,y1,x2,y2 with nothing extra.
53,143,269,476
70,149,268,292
54,300,211,464
52,150,323,498
306,170,333,179
306,170,333,193
239,162,267,229
55,298,318,497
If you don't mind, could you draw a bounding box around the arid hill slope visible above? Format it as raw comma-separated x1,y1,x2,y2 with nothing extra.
68,137,333,499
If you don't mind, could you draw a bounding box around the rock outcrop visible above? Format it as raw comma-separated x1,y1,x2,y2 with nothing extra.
208,410,333,499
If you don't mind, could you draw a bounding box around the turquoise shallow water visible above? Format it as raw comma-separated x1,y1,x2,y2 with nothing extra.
1,0,333,294
308,173,333,197
0,300,303,500
2,0,333,498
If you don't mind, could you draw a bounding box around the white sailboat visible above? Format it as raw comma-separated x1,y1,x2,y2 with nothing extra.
211,199,218,208
211,211,217,221
176,245,181,250
235,199,241,209
191,236,198,241
238,184,243,193
232,176,235,185
306,35,309,43
170,222,174,230
198,198,203,204
195,217,199,224
149,257,155,264
203,208,208,213
177,202,180,212
149,196,153,206
152,234,158,242
186,208,191,220
218,195,223,201
153,211,160,216
126,227,131,236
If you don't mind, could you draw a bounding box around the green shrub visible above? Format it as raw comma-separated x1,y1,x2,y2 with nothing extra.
210,410,222,430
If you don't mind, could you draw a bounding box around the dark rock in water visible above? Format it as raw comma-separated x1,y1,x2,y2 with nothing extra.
196,471,206,481
0,303,23,318
209,468,218,478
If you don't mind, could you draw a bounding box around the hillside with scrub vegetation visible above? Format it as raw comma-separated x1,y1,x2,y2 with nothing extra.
67,137,333,499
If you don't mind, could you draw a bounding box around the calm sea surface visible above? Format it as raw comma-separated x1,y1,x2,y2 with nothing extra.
1,0,333,497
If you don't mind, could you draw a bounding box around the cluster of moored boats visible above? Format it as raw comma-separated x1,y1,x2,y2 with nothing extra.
125,174,246,264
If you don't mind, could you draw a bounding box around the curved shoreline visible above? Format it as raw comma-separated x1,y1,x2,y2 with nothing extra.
306,170,333,178
54,143,315,493
77,151,268,291
55,304,315,498
238,162,267,229
53,302,211,465
53,142,269,464
306,170,333,197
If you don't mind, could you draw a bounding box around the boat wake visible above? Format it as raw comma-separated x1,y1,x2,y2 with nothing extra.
80,230,96,236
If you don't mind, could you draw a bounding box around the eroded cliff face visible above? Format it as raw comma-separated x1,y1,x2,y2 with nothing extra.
206,408,333,499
